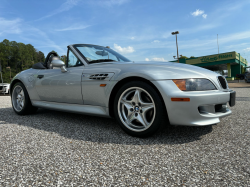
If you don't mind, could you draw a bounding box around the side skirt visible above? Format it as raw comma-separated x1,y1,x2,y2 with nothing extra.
32,100,110,117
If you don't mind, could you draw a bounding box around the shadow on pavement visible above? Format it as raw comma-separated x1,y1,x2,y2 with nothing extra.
0,94,10,96
0,107,213,145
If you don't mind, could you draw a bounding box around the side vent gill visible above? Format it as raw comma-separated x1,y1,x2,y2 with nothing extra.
89,74,109,80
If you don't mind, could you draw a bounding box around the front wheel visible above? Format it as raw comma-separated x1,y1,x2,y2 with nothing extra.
11,82,38,115
114,81,168,137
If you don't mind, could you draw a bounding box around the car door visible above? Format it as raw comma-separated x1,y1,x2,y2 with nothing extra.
34,51,84,104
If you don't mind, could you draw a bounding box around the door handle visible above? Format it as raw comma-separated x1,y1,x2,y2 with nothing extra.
37,75,44,79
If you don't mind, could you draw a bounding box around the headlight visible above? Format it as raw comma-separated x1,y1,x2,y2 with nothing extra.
172,79,217,91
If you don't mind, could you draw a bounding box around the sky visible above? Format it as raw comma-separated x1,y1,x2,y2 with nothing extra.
1,0,250,63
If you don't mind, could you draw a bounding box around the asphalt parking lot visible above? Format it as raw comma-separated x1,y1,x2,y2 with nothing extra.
0,86,249,186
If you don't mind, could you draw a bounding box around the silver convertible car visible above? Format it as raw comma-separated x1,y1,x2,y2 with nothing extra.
10,44,236,137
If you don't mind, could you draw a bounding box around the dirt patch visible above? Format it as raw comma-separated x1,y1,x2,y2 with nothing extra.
228,82,250,88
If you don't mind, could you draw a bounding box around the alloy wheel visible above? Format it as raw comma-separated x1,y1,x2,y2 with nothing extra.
12,85,25,112
117,87,156,132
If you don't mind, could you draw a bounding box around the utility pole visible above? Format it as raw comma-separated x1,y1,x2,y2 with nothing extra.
0,61,3,85
217,34,219,54
6,66,11,80
0,61,4,95
172,31,180,63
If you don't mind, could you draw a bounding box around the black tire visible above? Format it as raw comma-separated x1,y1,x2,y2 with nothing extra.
113,81,168,137
11,82,38,115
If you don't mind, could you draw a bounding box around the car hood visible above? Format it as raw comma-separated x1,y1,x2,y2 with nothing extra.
133,61,216,75
89,61,220,80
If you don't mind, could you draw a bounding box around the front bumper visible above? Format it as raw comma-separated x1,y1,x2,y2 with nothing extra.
153,80,235,126
0,87,7,94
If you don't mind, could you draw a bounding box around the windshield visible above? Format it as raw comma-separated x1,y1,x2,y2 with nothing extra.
74,44,131,64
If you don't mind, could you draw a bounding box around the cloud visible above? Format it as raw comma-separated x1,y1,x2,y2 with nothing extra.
244,48,250,52
191,9,207,19
130,37,135,40
202,14,207,19
0,17,22,35
152,40,160,43
35,0,80,21
114,44,134,54
55,25,91,31
162,31,173,39
145,57,168,62
22,27,65,55
191,9,204,16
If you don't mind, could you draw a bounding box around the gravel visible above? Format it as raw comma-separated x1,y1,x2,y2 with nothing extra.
0,88,249,186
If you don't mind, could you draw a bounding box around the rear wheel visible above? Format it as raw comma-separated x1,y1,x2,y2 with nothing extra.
11,82,38,115
114,81,167,137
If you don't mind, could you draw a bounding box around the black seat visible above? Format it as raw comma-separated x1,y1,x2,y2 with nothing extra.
47,56,53,69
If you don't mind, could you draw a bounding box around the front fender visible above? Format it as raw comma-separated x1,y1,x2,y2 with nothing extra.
10,69,40,101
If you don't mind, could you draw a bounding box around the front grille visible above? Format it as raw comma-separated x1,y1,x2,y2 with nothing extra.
218,76,227,89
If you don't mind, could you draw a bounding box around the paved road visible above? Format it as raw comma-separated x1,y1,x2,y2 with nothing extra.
0,88,249,186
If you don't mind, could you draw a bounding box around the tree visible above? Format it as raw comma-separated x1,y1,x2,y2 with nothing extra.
60,55,67,63
36,50,45,62
0,39,46,83
179,55,188,59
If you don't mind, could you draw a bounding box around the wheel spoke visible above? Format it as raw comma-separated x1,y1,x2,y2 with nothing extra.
125,112,136,125
137,113,148,127
20,90,24,96
131,89,142,104
20,101,23,108
121,98,133,111
141,104,154,113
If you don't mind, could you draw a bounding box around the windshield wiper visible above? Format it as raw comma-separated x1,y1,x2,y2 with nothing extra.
89,59,116,64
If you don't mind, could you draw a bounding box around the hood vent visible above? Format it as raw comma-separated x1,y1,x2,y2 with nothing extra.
218,76,227,89
89,74,109,80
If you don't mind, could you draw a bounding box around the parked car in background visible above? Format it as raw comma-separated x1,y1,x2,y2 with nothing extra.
0,83,10,94
245,72,250,83
236,72,248,80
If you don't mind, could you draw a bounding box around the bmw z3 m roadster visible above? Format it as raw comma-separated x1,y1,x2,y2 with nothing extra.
10,44,236,137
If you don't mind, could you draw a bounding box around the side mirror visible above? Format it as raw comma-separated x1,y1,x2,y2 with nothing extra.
51,57,67,73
